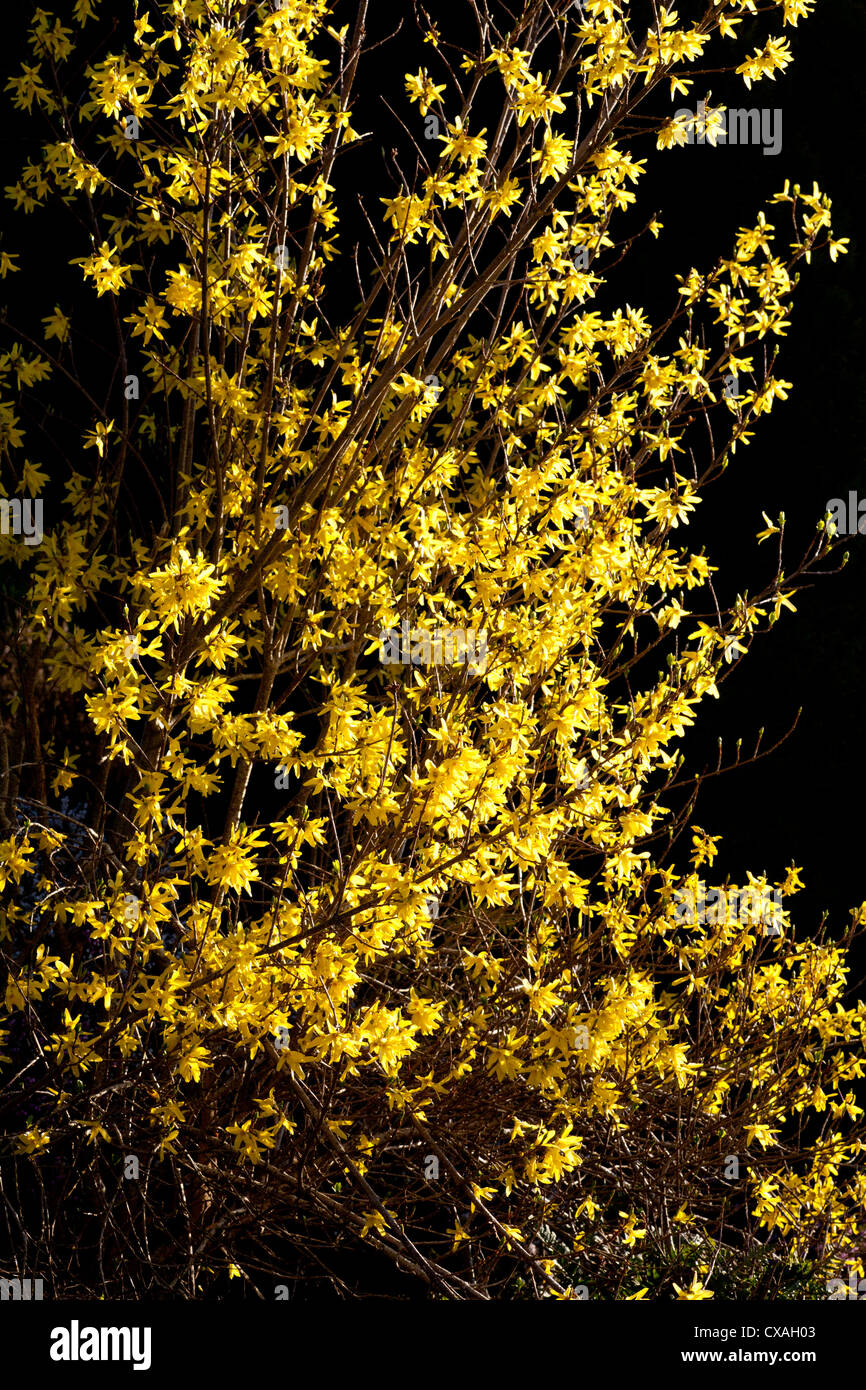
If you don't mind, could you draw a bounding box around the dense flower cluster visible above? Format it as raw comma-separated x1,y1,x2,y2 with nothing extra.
0,0,862,1299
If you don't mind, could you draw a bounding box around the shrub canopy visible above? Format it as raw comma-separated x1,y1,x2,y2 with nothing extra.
0,0,863,1300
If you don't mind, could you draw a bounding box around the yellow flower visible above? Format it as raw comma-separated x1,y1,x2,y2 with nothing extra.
125,296,168,344
42,305,71,341
205,826,267,896
16,1127,52,1155
143,547,226,629
405,70,447,116
673,1277,714,1300
531,131,572,182
83,420,114,458
745,1123,779,1149
360,1210,389,1238
74,241,139,296
177,1045,212,1083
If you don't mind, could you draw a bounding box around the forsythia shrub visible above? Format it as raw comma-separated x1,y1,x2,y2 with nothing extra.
0,0,863,1299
